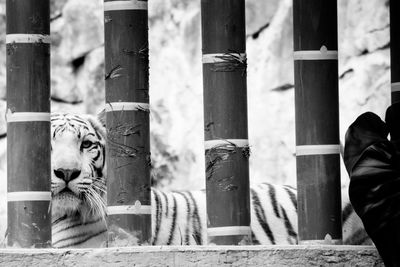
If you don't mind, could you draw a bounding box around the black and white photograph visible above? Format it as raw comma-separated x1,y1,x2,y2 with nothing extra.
0,0,395,266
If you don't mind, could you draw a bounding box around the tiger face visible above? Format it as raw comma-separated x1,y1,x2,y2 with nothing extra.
51,113,107,222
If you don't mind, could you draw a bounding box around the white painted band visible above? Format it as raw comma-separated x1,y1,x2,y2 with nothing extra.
104,0,148,11
8,191,51,202
105,102,150,112
299,239,342,245
207,226,251,237
202,53,246,64
107,205,152,215
6,34,51,44
205,139,249,150
6,112,51,123
391,82,400,93
296,145,340,156
294,50,338,60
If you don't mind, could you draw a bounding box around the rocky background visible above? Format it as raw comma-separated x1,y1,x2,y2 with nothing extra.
0,0,390,239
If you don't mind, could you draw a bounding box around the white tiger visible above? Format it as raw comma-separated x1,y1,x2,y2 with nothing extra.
50,113,368,248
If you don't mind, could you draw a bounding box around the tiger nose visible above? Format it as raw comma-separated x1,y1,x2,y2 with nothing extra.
54,168,81,182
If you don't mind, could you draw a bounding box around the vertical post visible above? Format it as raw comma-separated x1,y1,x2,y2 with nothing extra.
6,0,51,247
388,1,400,144
201,0,251,245
391,0,400,104
293,0,342,244
104,0,151,245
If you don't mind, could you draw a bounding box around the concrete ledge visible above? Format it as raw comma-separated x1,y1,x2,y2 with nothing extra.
0,245,382,266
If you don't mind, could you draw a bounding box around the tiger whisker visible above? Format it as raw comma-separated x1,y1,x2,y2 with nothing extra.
85,186,107,221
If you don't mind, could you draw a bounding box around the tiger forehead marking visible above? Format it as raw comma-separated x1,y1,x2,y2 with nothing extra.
51,113,103,141
51,113,106,224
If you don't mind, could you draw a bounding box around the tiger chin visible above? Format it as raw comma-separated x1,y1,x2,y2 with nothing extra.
50,112,370,248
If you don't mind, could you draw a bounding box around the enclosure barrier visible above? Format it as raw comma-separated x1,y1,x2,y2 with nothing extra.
1,0,385,264
6,0,51,248
391,0,400,105
104,0,152,245
293,0,342,244
201,0,251,245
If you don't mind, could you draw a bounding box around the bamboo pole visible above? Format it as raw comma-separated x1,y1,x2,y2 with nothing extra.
201,0,251,245
293,0,342,244
391,0,400,104
104,0,151,245
6,0,51,248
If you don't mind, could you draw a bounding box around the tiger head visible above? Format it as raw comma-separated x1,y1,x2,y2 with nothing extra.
51,113,107,222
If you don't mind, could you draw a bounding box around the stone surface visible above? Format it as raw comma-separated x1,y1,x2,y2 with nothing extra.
0,246,383,266
57,0,104,62
339,0,389,58
79,47,105,114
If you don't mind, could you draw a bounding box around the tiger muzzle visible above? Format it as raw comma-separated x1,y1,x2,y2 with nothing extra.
54,168,81,183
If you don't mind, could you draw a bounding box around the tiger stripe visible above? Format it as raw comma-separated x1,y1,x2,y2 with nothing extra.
251,188,276,244
167,193,178,245
175,191,191,245
52,215,107,248
187,191,203,245
162,191,169,217
53,218,103,236
283,186,297,210
152,190,162,245
267,183,281,218
265,183,297,244
280,205,297,244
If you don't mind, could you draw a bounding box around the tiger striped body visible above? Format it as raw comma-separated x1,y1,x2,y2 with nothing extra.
150,184,298,246
50,113,369,248
150,184,366,245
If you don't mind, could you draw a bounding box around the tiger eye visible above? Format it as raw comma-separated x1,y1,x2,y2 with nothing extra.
81,140,93,149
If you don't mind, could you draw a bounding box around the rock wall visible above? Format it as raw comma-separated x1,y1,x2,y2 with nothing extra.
0,0,390,239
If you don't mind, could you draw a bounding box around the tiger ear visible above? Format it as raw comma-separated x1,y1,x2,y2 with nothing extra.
83,113,106,141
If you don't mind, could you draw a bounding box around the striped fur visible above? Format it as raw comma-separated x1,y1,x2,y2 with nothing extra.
51,113,107,248
150,185,369,245
50,113,369,248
